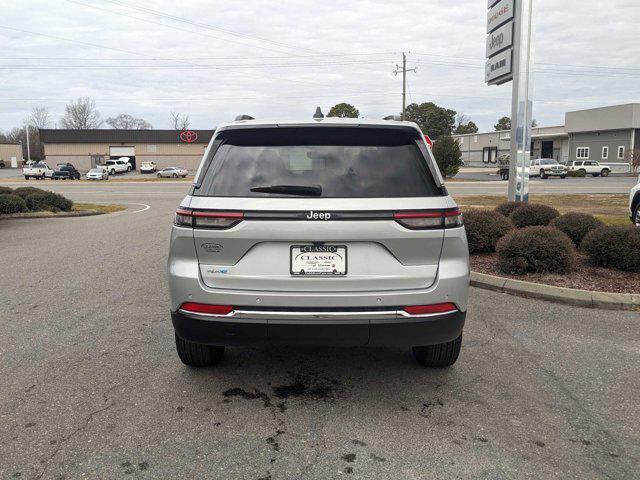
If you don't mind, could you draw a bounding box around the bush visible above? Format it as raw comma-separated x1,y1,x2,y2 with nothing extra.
432,135,463,178
0,186,13,195
13,186,46,199
495,201,523,217
497,226,575,274
510,203,559,228
464,210,514,253
581,225,640,272
551,212,604,246
25,191,73,212
567,169,586,178
0,194,28,214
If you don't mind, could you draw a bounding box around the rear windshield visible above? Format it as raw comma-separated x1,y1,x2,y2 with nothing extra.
194,127,440,198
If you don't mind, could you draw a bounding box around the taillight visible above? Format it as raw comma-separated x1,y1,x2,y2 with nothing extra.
174,209,243,229
179,303,233,315
174,208,193,227
403,303,458,316
394,209,463,229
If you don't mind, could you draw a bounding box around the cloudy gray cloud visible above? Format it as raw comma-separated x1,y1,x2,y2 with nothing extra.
0,0,638,132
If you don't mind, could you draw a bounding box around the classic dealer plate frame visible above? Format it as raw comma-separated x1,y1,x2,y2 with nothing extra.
290,245,348,276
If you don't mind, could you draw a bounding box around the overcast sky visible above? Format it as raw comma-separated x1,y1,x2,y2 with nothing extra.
1,0,638,132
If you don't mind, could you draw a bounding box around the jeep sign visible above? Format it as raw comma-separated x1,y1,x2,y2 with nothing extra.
486,21,513,58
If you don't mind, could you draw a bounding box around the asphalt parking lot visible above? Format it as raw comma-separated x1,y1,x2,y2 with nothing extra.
1,182,639,479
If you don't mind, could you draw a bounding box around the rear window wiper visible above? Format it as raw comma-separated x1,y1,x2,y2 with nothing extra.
250,184,322,196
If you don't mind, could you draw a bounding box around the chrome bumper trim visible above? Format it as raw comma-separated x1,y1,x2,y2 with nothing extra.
177,308,459,322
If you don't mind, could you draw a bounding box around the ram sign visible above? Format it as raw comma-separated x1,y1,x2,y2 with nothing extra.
485,49,512,83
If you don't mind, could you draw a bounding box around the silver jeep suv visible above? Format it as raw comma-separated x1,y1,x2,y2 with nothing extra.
168,114,469,368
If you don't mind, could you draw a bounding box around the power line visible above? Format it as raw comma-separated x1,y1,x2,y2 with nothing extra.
65,0,312,57
101,0,324,55
0,25,391,95
0,52,399,61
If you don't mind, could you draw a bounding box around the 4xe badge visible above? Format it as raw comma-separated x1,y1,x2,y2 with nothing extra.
306,211,331,220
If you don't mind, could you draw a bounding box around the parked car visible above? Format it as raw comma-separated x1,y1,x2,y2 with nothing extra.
0,159,5,168
157,166,188,178
530,158,567,179
630,175,640,225
98,158,132,175
168,113,469,368
86,168,109,180
140,161,157,173
23,162,54,180
52,164,81,180
567,160,611,177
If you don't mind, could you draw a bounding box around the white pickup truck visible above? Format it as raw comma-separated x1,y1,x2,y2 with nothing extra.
23,162,54,180
530,158,567,179
98,157,132,175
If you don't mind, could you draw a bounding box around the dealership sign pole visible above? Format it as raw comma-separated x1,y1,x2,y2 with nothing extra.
485,0,535,202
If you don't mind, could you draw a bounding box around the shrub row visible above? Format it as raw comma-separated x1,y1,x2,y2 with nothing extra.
0,187,73,214
464,202,637,274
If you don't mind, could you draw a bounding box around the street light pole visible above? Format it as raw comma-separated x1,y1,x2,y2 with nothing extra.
25,124,31,162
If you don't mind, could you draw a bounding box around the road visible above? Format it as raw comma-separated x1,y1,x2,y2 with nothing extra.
0,173,637,200
0,183,639,479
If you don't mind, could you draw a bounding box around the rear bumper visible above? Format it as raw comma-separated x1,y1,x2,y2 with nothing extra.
172,309,465,347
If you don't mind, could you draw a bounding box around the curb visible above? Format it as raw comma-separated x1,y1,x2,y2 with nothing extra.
470,271,639,311
0,210,117,220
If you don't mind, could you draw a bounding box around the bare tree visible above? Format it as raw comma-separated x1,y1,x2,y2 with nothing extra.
60,97,103,129
106,113,153,129
170,111,190,130
26,106,52,129
2,127,43,160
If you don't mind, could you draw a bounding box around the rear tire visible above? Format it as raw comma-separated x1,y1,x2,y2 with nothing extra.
175,334,224,367
413,334,462,368
633,205,640,226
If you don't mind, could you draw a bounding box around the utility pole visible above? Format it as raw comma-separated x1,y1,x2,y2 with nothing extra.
25,125,31,162
393,53,417,120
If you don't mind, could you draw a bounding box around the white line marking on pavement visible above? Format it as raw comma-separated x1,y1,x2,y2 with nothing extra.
131,203,151,213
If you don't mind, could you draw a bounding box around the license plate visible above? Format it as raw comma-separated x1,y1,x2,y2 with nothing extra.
290,245,347,276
